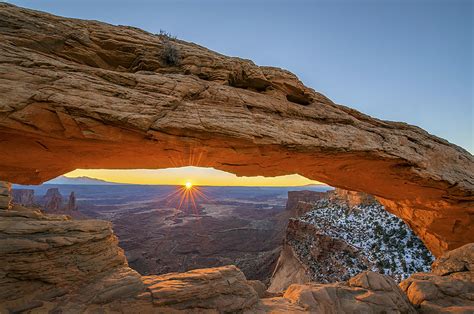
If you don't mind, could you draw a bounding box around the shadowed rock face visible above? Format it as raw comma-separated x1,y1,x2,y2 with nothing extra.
42,188,63,211
0,3,472,256
0,182,12,210
12,189,35,207
67,191,76,211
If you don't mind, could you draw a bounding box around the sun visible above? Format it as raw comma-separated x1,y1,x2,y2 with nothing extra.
185,181,193,189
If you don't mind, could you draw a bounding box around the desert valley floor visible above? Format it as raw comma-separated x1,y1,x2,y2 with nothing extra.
16,183,331,283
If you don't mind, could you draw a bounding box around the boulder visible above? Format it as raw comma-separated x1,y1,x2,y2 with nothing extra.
281,271,416,313
400,243,474,313
142,265,259,311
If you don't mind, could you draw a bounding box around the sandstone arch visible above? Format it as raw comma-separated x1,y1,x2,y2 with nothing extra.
0,3,472,257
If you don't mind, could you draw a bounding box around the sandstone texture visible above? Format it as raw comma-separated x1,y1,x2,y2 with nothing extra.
0,201,260,312
333,187,377,207
0,204,143,312
268,243,312,293
0,182,11,210
1,182,472,312
0,3,472,256
0,203,418,313
400,243,474,313
286,190,328,217
142,265,259,311
262,272,416,313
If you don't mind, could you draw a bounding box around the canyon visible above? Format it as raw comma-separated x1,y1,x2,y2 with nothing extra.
1,182,473,312
16,184,306,282
0,3,473,313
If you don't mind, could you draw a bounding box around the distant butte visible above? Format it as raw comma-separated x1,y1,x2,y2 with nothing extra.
0,2,472,256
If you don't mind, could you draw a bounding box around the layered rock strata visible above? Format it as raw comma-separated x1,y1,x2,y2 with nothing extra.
1,184,472,312
0,3,472,256
332,187,377,207
286,190,329,217
400,243,474,313
0,182,11,210
258,272,416,313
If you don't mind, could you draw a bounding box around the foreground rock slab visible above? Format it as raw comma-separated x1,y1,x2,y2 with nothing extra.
400,243,474,313
1,196,473,312
284,272,416,313
0,3,472,256
142,265,259,311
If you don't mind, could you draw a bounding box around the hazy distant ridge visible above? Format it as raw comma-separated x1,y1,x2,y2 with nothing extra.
45,176,122,185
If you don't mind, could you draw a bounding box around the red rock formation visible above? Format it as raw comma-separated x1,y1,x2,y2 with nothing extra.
0,3,472,256
42,188,63,212
268,219,370,292
1,183,471,312
12,189,35,207
400,244,474,313
67,191,77,211
332,188,377,207
267,244,311,293
262,272,416,313
286,190,329,217
0,201,416,313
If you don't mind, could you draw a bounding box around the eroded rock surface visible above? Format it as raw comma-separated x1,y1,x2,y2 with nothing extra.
0,204,143,312
42,187,64,211
270,190,434,292
263,272,416,313
286,190,328,217
333,187,377,207
1,182,472,312
400,243,474,313
0,3,472,256
0,182,11,210
142,265,259,311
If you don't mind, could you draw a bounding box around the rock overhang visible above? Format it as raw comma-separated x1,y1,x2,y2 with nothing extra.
0,2,473,256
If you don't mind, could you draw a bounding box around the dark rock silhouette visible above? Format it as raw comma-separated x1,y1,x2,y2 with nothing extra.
42,188,63,212
67,192,77,211
12,189,35,206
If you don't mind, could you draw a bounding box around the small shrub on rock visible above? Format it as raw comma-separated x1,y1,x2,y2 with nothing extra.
157,29,180,66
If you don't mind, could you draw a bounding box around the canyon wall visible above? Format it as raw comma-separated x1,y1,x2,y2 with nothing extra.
270,189,435,291
286,190,329,217
1,183,472,312
0,3,472,256
332,187,377,207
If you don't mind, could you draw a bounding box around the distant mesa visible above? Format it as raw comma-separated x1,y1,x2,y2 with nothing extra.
11,189,35,207
45,176,122,185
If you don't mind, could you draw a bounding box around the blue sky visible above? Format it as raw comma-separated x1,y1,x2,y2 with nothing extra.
7,0,472,154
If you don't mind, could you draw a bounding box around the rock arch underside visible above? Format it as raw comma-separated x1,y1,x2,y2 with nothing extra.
0,3,473,259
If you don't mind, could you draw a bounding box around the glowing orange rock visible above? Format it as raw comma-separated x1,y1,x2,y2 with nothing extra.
0,3,472,256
